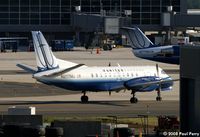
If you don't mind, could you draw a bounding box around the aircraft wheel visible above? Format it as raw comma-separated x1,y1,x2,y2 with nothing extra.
156,96,162,101
130,97,138,103
81,95,89,103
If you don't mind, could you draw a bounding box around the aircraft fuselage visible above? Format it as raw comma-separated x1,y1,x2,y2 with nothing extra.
133,45,180,64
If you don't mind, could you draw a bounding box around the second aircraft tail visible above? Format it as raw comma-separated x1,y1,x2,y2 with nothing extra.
121,27,155,49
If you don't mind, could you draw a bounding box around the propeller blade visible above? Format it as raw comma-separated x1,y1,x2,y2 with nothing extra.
156,64,159,77
156,64,161,92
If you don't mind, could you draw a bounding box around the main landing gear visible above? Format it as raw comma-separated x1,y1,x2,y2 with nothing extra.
81,91,89,103
130,89,162,103
156,89,162,101
130,90,138,103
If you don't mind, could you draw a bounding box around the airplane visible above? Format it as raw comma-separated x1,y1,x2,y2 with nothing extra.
121,27,180,64
17,31,175,103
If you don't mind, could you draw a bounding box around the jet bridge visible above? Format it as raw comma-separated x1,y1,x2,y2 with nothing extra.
168,14,200,28
72,13,131,34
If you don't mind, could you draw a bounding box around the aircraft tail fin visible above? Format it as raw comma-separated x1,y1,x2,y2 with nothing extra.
32,31,59,72
121,27,155,49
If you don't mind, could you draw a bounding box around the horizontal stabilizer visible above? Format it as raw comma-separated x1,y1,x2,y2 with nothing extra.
44,64,85,77
17,64,37,74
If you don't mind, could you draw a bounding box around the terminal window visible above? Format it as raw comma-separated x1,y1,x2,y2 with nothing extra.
0,0,181,25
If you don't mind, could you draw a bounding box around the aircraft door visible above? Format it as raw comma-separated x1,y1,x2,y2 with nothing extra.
116,68,123,81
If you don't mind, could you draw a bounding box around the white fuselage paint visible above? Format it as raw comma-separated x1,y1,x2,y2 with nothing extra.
28,31,173,93
133,45,174,58
34,66,168,82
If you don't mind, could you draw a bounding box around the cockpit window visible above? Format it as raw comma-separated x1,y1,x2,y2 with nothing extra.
161,70,166,74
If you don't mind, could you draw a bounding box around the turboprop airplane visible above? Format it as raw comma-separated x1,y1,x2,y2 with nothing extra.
17,31,175,103
121,27,180,64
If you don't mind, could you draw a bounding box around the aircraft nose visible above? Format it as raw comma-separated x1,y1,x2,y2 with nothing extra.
160,76,174,91
166,77,173,86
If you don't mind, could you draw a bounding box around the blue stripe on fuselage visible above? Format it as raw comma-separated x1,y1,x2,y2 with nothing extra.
135,45,180,64
141,56,179,64
38,77,173,92
38,79,126,91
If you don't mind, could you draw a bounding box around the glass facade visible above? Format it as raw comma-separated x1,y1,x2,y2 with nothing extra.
0,0,181,25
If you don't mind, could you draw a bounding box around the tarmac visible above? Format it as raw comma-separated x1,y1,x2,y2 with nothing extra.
0,47,179,116
0,100,178,117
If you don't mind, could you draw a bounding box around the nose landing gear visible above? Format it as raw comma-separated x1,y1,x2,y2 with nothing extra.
81,91,89,103
130,90,138,103
156,89,162,101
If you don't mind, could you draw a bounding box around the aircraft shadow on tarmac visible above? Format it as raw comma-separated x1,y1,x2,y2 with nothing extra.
0,101,129,107
164,69,179,74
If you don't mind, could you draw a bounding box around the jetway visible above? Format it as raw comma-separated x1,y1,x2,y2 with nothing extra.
72,13,131,34
72,12,200,33
173,14,200,27
72,12,200,47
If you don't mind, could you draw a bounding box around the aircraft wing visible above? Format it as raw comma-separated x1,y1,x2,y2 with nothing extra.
16,64,37,74
44,64,85,77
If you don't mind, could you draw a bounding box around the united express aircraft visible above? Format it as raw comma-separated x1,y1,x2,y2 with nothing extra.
17,31,175,103
121,27,180,64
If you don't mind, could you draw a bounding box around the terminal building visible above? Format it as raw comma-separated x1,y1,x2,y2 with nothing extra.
0,0,199,47
0,0,186,35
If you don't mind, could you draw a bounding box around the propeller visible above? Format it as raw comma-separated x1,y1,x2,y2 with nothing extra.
156,64,161,101
156,64,159,78
156,63,161,85
117,63,121,67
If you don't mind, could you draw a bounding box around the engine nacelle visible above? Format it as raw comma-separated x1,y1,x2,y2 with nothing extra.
124,76,160,92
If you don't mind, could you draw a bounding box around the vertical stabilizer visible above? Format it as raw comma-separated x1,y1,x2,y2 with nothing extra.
32,31,59,71
121,27,154,49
